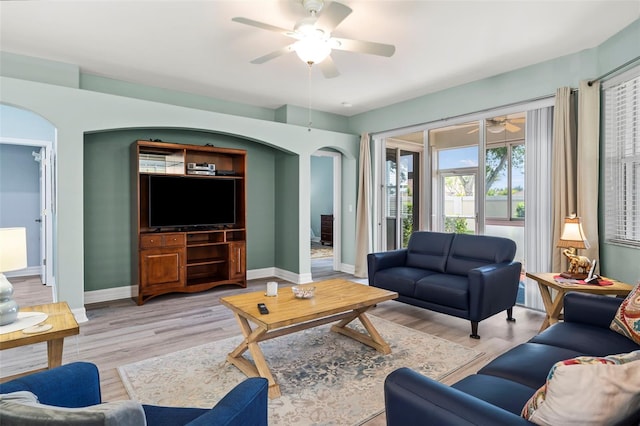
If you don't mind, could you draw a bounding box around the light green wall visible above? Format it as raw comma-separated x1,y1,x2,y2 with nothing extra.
81,75,352,133
80,74,275,122
0,51,79,88
274,104,351,134
274,152,300,273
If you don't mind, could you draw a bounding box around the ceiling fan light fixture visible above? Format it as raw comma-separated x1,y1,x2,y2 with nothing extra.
294,36,331,64
487,124,505,134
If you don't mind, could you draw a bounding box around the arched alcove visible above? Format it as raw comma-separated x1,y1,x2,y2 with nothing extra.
83,128,298,294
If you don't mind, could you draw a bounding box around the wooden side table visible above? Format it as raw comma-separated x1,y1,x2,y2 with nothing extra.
526,272,633,332
0,301,79,382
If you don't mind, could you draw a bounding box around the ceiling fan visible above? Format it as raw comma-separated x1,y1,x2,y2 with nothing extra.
232,0,396,78
468,117,525,134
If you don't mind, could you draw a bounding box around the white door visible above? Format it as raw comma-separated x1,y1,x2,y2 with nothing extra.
37,146,54,286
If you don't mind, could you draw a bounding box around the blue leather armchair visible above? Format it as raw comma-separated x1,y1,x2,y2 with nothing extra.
368,231,522,338
0,362,268,426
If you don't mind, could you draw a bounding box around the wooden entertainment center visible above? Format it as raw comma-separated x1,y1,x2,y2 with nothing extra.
131,140,247,305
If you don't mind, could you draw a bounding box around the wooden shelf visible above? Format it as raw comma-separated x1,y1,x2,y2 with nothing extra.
132,140,247,305
187,258,226,266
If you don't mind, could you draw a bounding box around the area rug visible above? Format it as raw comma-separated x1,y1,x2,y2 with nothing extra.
118,315,482,426
311,241,334,258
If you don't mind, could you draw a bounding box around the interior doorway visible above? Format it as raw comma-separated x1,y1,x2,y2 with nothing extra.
0,104,56,298
0,139,54,288
310,150,341,278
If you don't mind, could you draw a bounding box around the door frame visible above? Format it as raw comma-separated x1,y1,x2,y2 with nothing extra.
374,138,424,251
0,137,55,288
311,150,341,272
437,169,478,234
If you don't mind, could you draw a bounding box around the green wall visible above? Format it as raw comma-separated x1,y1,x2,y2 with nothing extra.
274,151,300,274
83,129,279,292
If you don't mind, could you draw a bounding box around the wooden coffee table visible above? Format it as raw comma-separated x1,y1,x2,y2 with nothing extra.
220,278,398,398
0,302,80,382
526,272,633,332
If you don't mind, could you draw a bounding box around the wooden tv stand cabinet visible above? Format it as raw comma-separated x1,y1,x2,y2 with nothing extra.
132,140,247,305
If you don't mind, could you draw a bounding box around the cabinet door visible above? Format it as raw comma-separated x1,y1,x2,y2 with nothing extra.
228,242,246,280
140,248,185,289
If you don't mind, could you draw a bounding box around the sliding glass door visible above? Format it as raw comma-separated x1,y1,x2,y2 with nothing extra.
383,137,422,250
373,102,554,309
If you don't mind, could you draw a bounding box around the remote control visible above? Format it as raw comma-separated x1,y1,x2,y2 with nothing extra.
257,303,269,315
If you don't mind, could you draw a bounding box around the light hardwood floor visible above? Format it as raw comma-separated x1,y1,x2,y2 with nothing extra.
1,263,544,425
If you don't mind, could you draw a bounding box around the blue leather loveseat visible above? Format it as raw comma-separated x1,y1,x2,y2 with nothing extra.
0,361,268,425
384,292,640,425
368,231,521,338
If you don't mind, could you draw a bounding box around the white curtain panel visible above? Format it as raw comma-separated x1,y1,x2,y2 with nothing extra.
354,133,372,278
524,107,554,311
551,88,578,273
577,80,601,272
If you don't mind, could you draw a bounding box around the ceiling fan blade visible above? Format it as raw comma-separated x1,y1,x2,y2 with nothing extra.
232,17,296,38
318,56,340,79
332,37,395,57
315,2,352,33
505,123,521,133
250,44,295,64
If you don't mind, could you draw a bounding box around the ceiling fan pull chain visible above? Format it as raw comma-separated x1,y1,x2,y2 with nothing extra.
307,63,313,132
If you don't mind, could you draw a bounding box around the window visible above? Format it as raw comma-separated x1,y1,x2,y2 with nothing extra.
485,142,525,221
603,67,640,247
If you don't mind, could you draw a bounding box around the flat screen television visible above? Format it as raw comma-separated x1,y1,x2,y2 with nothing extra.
148,175,236,228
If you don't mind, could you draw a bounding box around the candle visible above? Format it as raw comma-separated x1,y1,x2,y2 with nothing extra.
266,281,278,296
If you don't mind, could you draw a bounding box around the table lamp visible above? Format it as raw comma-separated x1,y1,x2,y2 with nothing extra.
557,215,590,279
0,227,27,325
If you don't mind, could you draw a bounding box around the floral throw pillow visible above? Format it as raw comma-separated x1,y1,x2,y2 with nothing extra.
610,282,640,345
521,351,640,426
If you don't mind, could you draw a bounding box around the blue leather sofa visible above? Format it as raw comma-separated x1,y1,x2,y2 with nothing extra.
384,293,640,425
368,231,521,338
0,361,268,425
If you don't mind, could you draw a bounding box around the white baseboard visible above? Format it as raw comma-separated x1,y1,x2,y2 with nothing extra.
84,285,138,304
4,266,41,278
82,268,310,304
340,263,355,275
72,307,89,323
247,267,308,283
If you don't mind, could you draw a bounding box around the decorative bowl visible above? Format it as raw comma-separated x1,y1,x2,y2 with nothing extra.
292,285,316,299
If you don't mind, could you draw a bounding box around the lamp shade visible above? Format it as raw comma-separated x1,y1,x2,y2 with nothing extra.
0,227,28,273
557,216,590,249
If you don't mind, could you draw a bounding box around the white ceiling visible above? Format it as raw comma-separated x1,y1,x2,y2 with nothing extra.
1,1,638,116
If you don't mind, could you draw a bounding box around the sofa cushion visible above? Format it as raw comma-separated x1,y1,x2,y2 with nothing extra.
452,374,537,416
521,352,640,426
0,391,146,426
414,274,469,311
610,282,640,345
531,321,640,355
445,234,515,276
405,231,454,272
372,267,436,296
477,343,582,389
